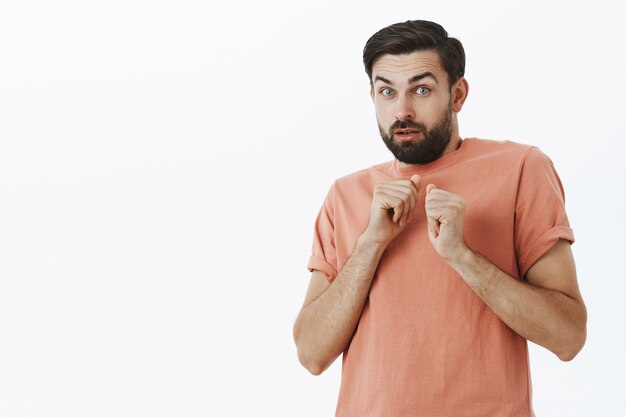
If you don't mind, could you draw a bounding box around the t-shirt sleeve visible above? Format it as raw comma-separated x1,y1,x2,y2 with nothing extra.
515,147,575,278
307,183,339,281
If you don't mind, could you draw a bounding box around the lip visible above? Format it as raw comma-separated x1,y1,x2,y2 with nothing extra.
394,129,421,142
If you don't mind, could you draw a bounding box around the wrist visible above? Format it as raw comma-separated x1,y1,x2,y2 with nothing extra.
443,243,474,271
445,246,496,294
356,231,390,257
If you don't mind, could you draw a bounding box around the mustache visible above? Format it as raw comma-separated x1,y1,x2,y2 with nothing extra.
390,119,427,131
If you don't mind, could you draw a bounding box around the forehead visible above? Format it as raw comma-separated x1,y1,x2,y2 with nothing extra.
371,50,445,83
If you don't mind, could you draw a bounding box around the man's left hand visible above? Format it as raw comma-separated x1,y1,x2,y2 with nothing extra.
424,184,468,263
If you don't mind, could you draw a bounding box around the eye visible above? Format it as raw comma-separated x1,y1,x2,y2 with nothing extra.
415,86,430,95
380,88,395,97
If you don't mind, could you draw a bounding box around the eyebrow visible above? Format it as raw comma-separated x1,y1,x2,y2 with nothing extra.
374,72,438,85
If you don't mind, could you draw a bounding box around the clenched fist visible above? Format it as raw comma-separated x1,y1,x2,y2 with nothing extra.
363,174,421,245
424,184,468,262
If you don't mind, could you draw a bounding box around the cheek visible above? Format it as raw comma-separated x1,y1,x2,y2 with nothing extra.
422,100,449,122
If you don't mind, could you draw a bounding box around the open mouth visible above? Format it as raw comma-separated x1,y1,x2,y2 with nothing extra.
394,128,421,140
395,129,420,136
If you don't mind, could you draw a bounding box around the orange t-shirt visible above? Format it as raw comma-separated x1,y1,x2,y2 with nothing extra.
307,139,574,417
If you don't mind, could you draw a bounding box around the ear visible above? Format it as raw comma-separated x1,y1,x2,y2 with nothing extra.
450,77,469,112
370,84,374,102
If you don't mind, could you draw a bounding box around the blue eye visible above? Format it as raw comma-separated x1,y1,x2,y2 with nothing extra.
381,88,394,97
416,86,430,95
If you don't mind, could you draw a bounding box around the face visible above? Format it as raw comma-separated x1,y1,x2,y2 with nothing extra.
371,50,462,165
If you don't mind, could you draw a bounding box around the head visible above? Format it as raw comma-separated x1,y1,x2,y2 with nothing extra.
363,20,468,164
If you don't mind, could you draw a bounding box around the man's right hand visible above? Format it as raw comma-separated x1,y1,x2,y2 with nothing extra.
295,174,420,375
363,174,421,245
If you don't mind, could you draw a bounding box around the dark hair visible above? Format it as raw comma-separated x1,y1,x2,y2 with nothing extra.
363,20,465,87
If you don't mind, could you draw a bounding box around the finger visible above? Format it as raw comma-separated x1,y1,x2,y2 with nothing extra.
377,180,419,225
377,187,414,207
425,190,463,208
410,174,421,189
427,213,440,239
410,174,421,200
384,178,419,203
392,199,404,223
383,183,418,205
398,182,418,226
408,175,420,214
424,202,446,238
426,183,437,194
395,177,420,211
425,189,466,212
425,198,456,209
395,184,417,220
402,192,417,226
377,187,415,222
375,190,404,222
424,194,465,214
426,189,456,200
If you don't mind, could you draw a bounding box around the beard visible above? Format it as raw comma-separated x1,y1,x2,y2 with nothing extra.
378,103,454,165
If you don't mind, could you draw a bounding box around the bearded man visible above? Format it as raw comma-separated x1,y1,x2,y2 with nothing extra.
293,20,587,417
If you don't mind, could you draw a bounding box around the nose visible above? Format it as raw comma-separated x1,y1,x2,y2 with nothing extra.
394,95,415,120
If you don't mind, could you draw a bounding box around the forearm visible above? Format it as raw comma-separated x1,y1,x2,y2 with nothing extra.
449,248,587,361
294,235,387,375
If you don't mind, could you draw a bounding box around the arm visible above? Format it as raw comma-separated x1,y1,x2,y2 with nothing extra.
425,184,587,361
293,238,386,375
449,239,586,361
293,175,421,375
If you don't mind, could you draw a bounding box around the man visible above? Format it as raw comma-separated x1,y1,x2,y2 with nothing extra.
293,20,587,416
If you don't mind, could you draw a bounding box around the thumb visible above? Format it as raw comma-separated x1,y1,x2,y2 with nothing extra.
425,183,440,239
410,174,421,189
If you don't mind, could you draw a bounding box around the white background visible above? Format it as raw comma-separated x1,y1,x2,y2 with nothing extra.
0,0,624,416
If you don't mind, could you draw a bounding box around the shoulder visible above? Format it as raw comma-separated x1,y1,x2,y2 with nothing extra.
332,161,394,190
322,161,394,207
462,138,554,171
463,138,534,158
